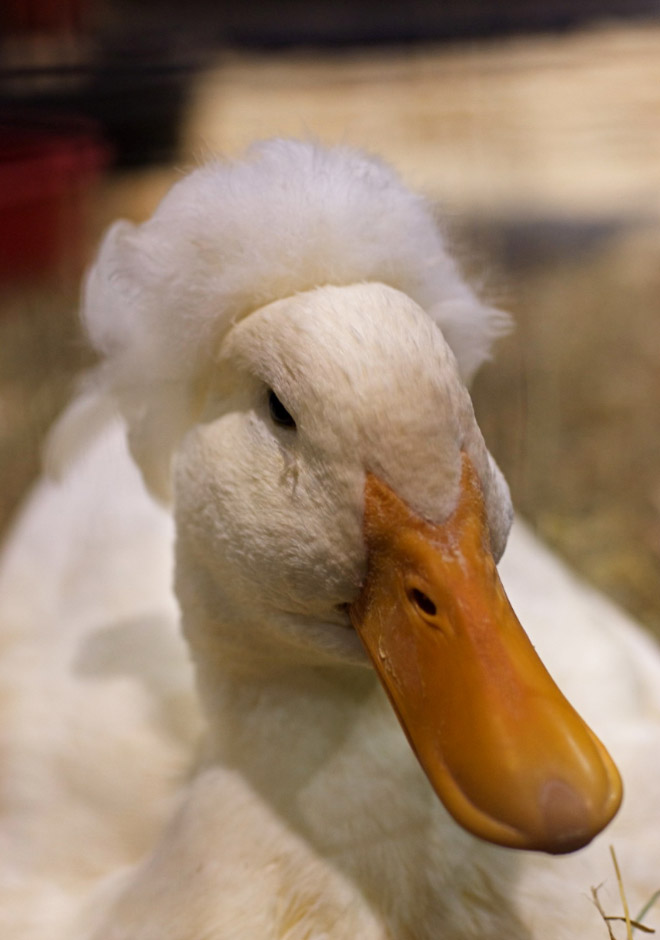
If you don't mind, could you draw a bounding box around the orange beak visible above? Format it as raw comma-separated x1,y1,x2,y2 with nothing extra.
349,454,622,854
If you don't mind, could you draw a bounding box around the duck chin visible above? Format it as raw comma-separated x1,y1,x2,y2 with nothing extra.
267,607,370,668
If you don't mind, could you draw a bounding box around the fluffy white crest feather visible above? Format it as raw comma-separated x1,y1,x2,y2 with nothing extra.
78,139,507,500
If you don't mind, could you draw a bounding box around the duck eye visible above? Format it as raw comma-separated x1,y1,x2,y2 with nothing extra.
267,389,296,429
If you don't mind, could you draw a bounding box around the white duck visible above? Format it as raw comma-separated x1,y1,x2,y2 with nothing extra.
0,139,659,940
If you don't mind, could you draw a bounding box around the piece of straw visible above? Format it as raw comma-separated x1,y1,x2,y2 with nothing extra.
611,845,634,940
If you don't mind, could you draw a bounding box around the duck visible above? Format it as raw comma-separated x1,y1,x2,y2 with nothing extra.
0,138,659,940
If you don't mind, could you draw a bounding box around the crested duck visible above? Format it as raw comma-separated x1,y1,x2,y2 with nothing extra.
0,139,658,940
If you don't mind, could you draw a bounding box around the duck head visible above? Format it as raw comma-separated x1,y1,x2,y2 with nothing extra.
172,281,622,855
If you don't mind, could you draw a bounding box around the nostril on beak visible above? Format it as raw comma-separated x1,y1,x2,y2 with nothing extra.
409,588,437,618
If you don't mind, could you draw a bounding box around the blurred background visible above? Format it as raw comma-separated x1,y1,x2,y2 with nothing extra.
1,0,659,640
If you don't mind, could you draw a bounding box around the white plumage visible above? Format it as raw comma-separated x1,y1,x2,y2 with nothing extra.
81,140,508,501
0,140,658,939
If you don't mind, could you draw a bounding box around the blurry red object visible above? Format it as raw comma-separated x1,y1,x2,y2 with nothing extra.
0,125,107,280
2,0,87,34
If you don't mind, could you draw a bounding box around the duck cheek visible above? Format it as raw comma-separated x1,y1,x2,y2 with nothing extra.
349,455,623,855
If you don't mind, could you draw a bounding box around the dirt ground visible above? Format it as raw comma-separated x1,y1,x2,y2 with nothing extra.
1,21,659,639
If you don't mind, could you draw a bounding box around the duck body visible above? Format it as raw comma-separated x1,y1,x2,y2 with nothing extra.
0,418,197,939
0,141,659,939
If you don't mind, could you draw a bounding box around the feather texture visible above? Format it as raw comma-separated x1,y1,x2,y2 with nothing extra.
82,140,507,499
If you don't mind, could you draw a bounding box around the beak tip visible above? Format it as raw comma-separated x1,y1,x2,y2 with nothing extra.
534,778,608,854
527,762,623,855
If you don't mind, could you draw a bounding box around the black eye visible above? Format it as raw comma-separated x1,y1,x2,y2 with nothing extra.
267,389,296,429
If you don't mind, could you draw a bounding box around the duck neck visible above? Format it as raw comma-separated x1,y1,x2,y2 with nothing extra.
176,555,379,782
191,638,385,837
199,656,376,768
174,555,454,887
